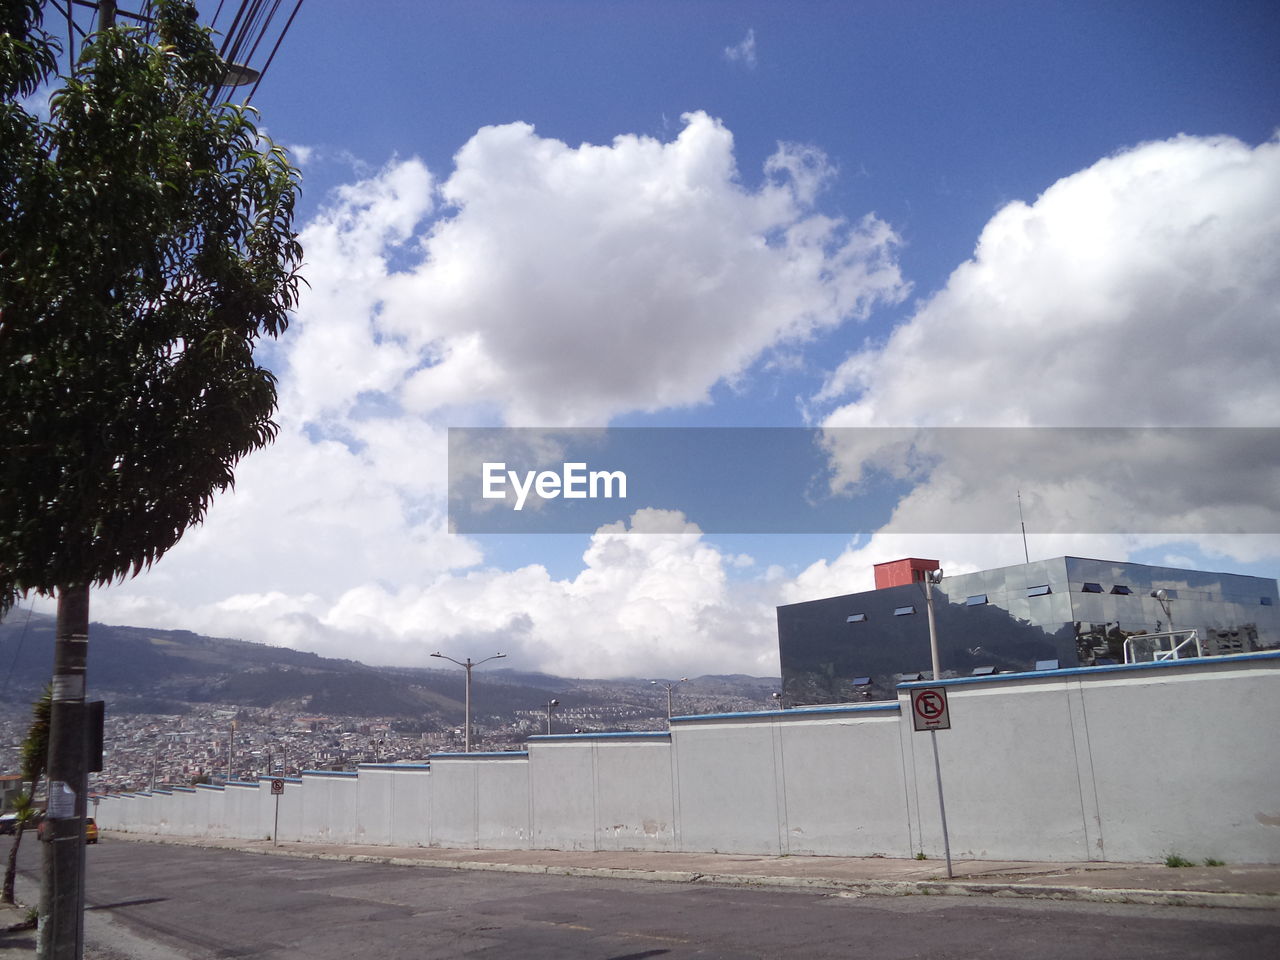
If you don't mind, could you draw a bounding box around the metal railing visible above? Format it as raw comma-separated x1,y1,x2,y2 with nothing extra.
1123,630,1202,664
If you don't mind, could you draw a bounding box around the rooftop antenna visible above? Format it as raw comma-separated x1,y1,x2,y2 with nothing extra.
1017,490,1030,564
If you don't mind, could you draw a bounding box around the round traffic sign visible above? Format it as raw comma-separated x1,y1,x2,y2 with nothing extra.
915,690,946,720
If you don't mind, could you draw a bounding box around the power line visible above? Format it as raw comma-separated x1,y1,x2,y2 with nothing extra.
45,0,306,102
0,598,39,702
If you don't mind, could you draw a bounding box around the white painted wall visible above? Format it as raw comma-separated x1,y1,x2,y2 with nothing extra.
528,739,596,850
898,656,1280,864
389,766,431,846
528,734,679,851
672,714,784,854
672,704,905,856
778,707,910,857
1079,658,1280,863
427,757,478,848
475,755,531,850
355,767,394,845
223,783,261,840
95,653,1280,864
298,772,358,843
264,777,303,842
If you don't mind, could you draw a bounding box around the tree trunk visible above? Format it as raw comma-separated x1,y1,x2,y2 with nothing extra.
2,800,35,905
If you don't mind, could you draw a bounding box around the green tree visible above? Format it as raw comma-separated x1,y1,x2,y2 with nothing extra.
2,687,51,905
1,0,302,610
0,2,302,953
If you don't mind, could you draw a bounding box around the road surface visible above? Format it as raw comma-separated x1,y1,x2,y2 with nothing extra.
9,837,1279,959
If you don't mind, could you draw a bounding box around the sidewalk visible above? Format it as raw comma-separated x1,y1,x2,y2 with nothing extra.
114,832,1280,910
0,901,35,957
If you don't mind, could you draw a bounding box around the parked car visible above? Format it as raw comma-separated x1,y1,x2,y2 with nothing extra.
0,813,18,836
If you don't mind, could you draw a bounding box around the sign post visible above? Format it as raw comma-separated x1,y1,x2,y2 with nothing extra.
910,686,954,879
271,778,285,846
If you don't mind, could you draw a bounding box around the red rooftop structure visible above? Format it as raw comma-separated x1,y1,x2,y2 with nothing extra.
872,558,940,590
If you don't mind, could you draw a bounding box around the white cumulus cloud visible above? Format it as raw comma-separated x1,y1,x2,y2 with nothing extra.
377,111,905,425
812,133,1280,566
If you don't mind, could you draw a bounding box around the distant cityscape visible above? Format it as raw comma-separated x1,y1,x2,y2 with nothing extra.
0,675,778,795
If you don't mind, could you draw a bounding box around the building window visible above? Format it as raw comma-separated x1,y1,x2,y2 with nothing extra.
1081,582,1104,593
1027,584,1052,597
965,594,988,606
1111,585,1132,595
846,613,866,623
893,605,916,616
1263,597,1274,606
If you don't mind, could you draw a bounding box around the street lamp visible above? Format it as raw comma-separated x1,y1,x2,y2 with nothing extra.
651,678,688,721
546,699,560,735
1151,589,1174,633
430,651,506,752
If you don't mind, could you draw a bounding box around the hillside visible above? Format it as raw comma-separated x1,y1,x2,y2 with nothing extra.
0,612,778,723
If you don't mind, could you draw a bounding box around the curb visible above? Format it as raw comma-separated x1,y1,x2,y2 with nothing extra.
110,835,1280,910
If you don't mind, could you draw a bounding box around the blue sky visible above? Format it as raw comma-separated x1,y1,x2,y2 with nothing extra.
49,0,1280,678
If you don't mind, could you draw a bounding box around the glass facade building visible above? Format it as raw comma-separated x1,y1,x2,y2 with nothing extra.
777,556,1280,705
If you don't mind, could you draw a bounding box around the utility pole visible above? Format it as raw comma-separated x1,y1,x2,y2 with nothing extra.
28,3,299,955
39,585,90,960
226,719,236,782
923,569,944,681
545,699,560,735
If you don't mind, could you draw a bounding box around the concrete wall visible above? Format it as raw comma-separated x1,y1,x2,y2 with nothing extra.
672,703,908,856
223,782,262,840
298,771,358,843
265,777,303,842
529,732,676,851
898,654,1280,864
353,764,432,846
428,753,531,849
1076,658,1279,863
94,652,1280,864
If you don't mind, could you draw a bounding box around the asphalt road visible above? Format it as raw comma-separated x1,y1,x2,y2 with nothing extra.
9,838,1280,960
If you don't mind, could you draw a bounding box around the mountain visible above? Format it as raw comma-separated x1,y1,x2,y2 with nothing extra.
0,613,778,722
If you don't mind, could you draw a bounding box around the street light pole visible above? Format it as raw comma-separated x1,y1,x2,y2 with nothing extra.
546,699,559,735
651,678,688,722
430,652,506,752
923,568,944,682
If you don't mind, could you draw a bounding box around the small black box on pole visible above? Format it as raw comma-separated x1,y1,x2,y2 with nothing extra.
86,700,105,773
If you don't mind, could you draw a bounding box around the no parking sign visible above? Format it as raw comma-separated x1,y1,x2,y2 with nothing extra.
910,686,951,732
